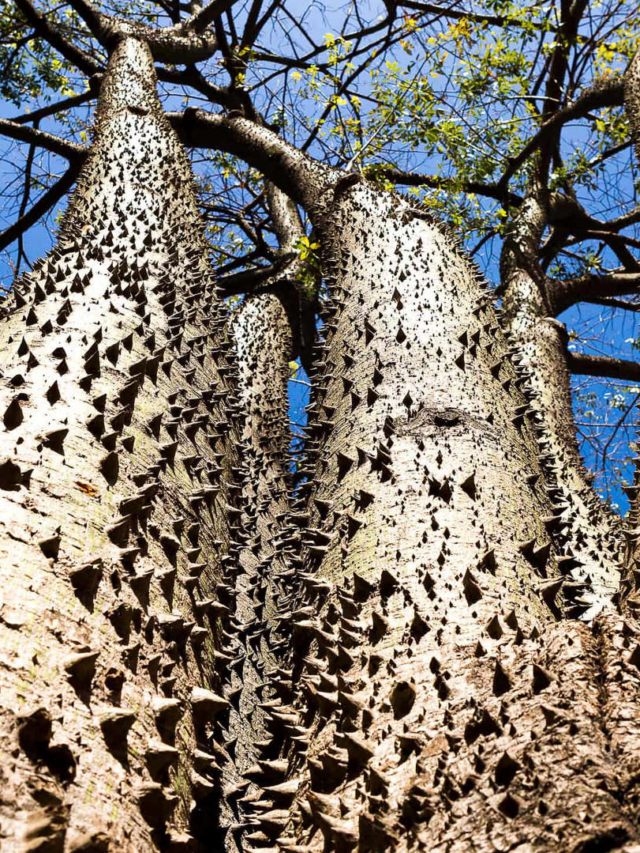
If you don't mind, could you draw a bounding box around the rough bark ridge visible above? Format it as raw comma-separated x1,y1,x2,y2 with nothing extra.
218,179,640,853
500,190,622,616
0,37,243,852
221,184,309,850
219,292,295,845
625,49,640,169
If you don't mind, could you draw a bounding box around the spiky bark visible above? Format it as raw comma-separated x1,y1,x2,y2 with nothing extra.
168,106,640,850
221,185,308,849
209,175,640,852
500,189,622,616
0,37,242,852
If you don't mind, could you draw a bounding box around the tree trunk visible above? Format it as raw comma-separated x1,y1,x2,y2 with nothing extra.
500,190,622,616
220,290,296,849
238,179,640,852
0,36,241,852
625,47,640,167
222,183,310,850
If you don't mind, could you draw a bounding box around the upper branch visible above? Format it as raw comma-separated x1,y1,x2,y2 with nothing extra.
182,0,240,33
265,181,304,253
394,0,546,29
375,167,523,205
549,270,640,314
568,351,640,384
9,89,96,125
217,253,296,295
43,0,226,64
15,0,103,75
499,76,625,190
0,119,87,162
170,109,337,211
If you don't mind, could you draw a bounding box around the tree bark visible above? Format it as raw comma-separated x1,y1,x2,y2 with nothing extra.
223,292,294,836
223,184,308,850
162,102,640,852
500,189,622,615
0,36,242,852
230,180,640,852
625,47,640,168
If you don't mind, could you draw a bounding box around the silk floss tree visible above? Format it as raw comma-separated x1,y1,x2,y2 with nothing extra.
0,0,640,851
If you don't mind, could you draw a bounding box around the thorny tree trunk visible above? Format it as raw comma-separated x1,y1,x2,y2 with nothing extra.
222,185,306,850
227,177,640,852
500,189,622,615
0,37,243,852
219,293,293,841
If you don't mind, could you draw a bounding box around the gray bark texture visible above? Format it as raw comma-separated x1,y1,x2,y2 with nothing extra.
222,183,307,850
0,36,244,852
500,190,622,616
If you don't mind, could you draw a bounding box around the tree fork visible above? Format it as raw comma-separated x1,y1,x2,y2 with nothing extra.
0,36,243,851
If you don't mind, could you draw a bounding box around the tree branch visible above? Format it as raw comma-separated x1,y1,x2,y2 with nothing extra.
0,166,77,252
568,351,640,383
58,0,222,63
15,0,103,75
0,119,87,162
9,89,96,125
395,0,545,28
499,76,625,190
182,0,240,33
217,255,295,295
581,295,640,313
374,167,523,205
157,66,238,109
608,204,640,232
170,109,337,209
550,271,640,314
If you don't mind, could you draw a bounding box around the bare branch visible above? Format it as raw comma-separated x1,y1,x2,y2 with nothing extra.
550,270,640,314
157,66,237,109
499,76,625,190
580,295,640,313
0,166,77,252
217,254,296,295
15,0,103,75
9,89,96,125
374,167,523,205
395,0,545,28
60,0,223,63
568,352,640,383
182,0,240,33
0,119,87,162
170,109,337,209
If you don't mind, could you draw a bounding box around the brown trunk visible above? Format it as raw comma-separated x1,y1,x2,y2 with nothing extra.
0,37,241,852
222,184,309,850
213,178,640,853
